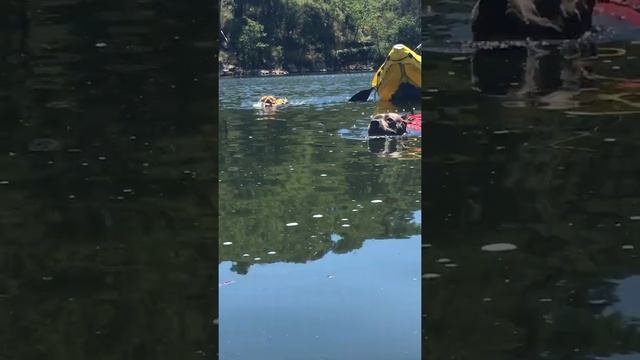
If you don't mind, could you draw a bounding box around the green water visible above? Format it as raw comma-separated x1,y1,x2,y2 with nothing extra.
1,1,217,359
218,73,421,359
424,2,640,359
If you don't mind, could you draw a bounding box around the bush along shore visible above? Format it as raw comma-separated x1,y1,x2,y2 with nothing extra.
219,0,420,76
219,60,375,77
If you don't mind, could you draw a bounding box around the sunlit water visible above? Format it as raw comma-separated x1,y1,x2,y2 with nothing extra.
218,73,422,359
424,2,640,360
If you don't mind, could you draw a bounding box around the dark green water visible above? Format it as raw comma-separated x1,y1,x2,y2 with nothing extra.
218,73,421,359
424,2,640,360
1,1,217,359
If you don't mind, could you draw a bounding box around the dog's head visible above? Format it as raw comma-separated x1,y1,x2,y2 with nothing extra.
260,96,278,107
368,113,409,136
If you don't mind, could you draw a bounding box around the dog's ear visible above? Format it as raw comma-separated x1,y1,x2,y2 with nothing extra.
401,114,408,120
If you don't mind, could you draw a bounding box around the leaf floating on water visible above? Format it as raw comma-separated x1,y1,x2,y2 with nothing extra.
481,243,518,252
286,222,299,227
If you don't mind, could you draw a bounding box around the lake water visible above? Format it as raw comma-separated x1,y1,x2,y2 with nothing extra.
1,1,217,359
218,73,422,359
424,2,640,359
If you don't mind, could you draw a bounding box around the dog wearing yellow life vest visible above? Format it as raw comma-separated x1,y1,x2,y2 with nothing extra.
259,95,288,107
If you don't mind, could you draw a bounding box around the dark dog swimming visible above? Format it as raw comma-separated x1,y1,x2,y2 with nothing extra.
367,113,410,137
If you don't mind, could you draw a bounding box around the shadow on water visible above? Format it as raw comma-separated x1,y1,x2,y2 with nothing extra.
424,2,640,359
1,0,217,359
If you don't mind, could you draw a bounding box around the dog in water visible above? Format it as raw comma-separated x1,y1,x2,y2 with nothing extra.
368,113,410,137
259,95,288,107
471,0,596,41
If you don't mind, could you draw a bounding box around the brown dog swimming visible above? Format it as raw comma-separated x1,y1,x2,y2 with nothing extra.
368,113,410,137
259,95,288,107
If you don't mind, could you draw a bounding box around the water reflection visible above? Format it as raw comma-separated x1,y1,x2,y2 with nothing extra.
424,2,640,358
219,237,421,360
1,0,218,358
604,276,640,324
219,74,421,359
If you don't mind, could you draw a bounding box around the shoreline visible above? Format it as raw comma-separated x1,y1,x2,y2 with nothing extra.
219,69,375,80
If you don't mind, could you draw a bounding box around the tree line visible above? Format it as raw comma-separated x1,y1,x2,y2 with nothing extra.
220,0,420,72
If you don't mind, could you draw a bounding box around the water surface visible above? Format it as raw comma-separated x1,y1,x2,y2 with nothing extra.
424,2,640,359
1,1,217,359
219,73,421,359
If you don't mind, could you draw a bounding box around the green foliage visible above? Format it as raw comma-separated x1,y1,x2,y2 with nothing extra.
237,17,268,68
220,0,420,71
